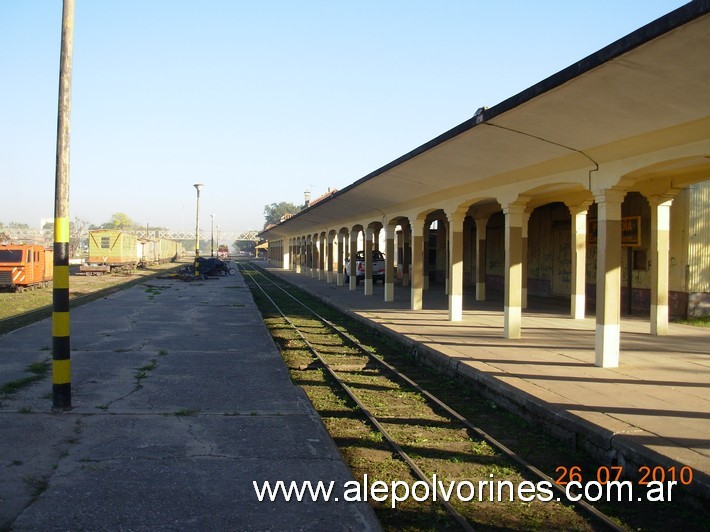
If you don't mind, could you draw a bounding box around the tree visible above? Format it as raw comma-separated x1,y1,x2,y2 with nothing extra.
69,217,89,257
103,212,135,230
233,239,256,255
263,202,300,228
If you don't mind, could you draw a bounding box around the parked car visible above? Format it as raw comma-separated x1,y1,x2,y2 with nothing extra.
343,250,386,284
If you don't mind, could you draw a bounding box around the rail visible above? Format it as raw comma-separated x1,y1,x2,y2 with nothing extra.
239,261,624,531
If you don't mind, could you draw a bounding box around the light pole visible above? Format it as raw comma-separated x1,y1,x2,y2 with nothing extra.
210,214,214,257
216,225,220,256
194,183,204,278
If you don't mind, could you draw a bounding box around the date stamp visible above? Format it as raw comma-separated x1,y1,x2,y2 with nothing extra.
553,465,694,503
555,465,694,486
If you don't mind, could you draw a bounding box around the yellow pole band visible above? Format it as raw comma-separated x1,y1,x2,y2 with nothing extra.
52,311,70,337
52,359,71,384
55,217,70,243
54,265,70,289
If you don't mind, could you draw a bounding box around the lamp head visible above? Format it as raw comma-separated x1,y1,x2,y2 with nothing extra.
194,183,204,192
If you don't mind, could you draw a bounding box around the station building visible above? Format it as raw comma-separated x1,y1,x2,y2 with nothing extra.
260,1,710,369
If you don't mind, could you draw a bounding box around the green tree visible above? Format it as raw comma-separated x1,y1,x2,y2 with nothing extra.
233,240,256,255
263,202,300,228
103,212,135,229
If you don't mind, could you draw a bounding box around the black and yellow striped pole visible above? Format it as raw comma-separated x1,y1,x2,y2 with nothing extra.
52,0,75,410
193,183,204,279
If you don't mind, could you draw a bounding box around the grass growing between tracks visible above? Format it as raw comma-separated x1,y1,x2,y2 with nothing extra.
243,269,592,530
242,266,710,532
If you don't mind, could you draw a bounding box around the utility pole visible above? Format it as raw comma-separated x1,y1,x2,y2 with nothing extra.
194,183,204,278
52,0,75,410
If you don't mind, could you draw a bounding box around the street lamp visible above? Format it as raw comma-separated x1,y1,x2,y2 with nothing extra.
210,213,214,257
194,183,204,278
216,225,220,256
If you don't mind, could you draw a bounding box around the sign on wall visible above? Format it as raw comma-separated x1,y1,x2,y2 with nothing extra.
588,216,641,247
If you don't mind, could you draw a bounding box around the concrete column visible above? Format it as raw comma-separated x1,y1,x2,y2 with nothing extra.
337,232,345,286
317,234,325,280
301,240,306,273
423,223,430,290
463,216,473,287
326,233,334,283
437,221,448,294
305,240,310,273
349,230,358,291
475,216,488,301
521,212,530,309
364,227,374,296
410,220,424,310
310,238,315,275
594,190,625,368
385,225,395,302
448,211,465,321
309,237,314,276
568,203,590,319
504,204,525,339
445,220,451,295
402,223,410,287
283,241,290,270
649,196,674,335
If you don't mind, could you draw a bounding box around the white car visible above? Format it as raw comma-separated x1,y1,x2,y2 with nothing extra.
343,250,386,284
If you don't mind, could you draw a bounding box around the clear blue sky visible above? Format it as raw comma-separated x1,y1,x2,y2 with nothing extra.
0,0,686,233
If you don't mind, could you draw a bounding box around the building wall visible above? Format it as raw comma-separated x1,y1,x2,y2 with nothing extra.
687,180,710,316
456,185,709,317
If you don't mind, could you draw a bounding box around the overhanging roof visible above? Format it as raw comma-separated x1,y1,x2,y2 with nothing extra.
262,0,710,240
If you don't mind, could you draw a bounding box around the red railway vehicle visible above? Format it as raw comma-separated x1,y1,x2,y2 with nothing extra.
0,244,54,292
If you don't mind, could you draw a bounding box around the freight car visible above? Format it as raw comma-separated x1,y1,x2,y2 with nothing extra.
137,237,184,267
0,244,54,292
80,229,183,274
80,229,138,274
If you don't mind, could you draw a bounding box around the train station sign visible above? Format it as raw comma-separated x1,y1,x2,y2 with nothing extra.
588,216,641,247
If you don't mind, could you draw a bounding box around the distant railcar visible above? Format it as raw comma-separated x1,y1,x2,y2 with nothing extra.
137,238,158,267
0,244,54,291
80,230,138,274
82,230,183,273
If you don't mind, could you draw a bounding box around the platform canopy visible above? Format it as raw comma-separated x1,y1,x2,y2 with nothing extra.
261,1,710,239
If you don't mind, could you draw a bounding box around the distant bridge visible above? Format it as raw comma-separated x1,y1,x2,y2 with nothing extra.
2,228,262,245
131,229,262,242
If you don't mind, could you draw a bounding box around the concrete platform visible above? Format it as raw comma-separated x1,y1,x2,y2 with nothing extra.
0,272,380,531
261,262,710,502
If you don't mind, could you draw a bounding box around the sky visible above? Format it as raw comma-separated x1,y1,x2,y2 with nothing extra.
0,0,688,234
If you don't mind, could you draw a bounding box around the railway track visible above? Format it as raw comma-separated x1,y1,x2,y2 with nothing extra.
239,262,627,531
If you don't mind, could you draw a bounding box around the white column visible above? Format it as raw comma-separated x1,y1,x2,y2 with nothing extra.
568,203,590,319
475,216,488,301
423,223,430,290
504,204,525,339
385,225,395,302
283,239,291,270
649,195,674,336
448,211,465,321
402,223,411,287
410,220,424,310
317,233,325,280
326,233,334,283
521,212,530,309
336,232,345,286
364,227,374,295
594,190,624,368
349,230,358,291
